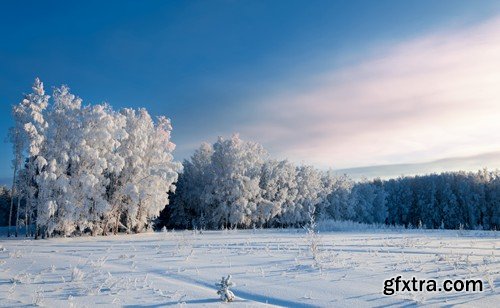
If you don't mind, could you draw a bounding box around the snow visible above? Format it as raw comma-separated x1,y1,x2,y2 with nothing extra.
0,229,499,307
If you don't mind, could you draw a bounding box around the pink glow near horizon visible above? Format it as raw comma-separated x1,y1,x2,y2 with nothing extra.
243,16,500,170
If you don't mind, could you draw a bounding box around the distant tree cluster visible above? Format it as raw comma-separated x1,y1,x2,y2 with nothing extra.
8,79,181,238
162,136,500,231
161,134,377,229
321,170,499,230
383,170,500,230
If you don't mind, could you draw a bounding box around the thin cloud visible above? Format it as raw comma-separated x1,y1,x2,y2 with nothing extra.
241,16,500,170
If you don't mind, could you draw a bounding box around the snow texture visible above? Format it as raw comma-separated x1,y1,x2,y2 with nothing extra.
0,228,498,307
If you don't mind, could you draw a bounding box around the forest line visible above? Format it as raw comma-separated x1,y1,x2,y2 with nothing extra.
3,79,499,238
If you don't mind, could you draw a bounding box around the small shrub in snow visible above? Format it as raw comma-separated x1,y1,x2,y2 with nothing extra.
9,250,23,258
305,206,322,268
216,275,235,302
71,267,84,282
10,276,22,284
32,287,45,306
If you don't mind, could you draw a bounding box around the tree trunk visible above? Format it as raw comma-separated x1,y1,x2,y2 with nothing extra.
24,200,31,237
102,219,108,236
15,192,21,237
35,217,40,240
114,215,119,235
136,200,143,233
8,164,18,237
25,201,29,237
90,200,97,236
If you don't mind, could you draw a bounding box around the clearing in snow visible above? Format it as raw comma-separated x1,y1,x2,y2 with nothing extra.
0,229,499,307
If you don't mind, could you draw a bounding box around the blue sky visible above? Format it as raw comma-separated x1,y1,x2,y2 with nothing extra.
1,0,500,182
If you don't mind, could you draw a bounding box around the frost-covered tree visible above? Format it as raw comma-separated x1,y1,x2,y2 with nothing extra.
279,165,323,226
318,172,354,221
350,181,374,224
371,179,387,224
73,103,127,235
165,135,282,229
349,180,387,224
203,134,267,228
9,78,49,237
35,85,83,236
258,159,298,227
385,177,412,226
9,79,180,237
455,172,482,229
110,108,180,234
0,186,12,226
168,142,214,229
440,182,459,229
8,104,26,236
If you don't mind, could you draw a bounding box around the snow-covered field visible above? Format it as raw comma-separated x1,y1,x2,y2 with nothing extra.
0,229,499,307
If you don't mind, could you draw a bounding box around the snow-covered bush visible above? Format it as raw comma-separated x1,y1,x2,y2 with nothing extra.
71,267,85,282
216,275,235,302
32,287,45,306
305,206,322,268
